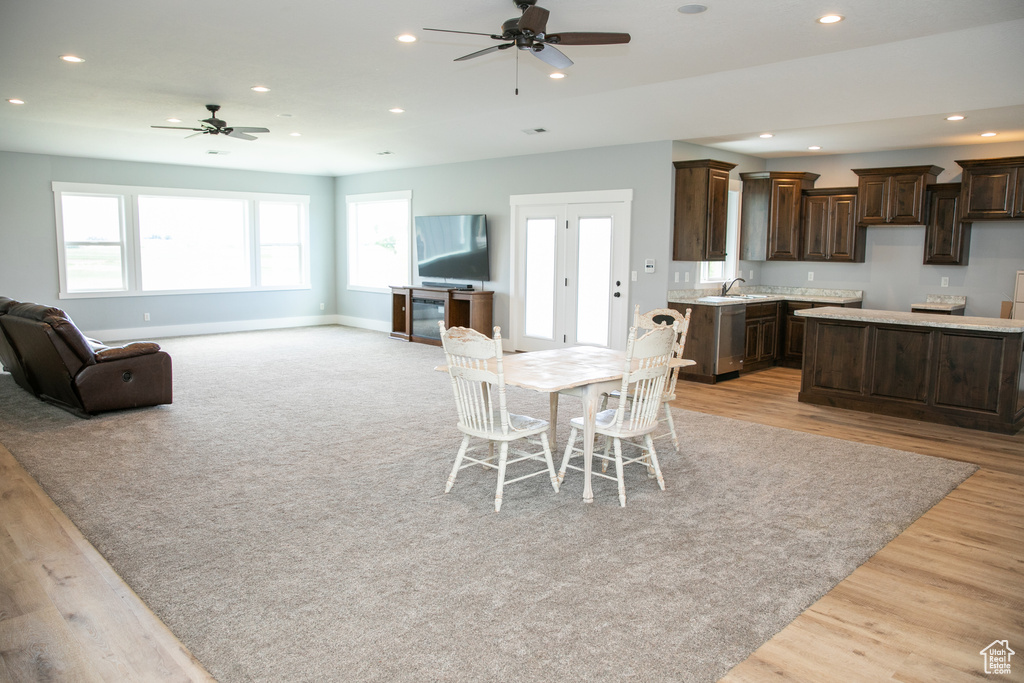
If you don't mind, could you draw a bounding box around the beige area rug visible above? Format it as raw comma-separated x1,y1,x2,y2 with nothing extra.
0,326,977,682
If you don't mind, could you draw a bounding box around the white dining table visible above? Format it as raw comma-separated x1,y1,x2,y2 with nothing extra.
495,346,694,504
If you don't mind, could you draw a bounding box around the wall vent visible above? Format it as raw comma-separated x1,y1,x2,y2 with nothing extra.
522,128,548,135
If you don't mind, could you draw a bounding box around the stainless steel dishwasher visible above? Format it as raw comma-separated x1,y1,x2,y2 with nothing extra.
713,303,746,375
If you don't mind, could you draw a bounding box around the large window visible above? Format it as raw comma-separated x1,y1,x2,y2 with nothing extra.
53,183,310,297
345,190,411,292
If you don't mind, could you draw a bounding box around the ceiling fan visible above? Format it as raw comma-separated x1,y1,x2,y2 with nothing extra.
151,104,269,140
424,0,630,71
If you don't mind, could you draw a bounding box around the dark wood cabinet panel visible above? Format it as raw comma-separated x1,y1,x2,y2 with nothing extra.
742,301,780,371
669,302,717,380
801,188,863,262
957,156,1024,220
740,171,819,261
389,286,493,346
673,159,737,262
783,302,812,365
852,165,942,226
799,316,1024,433
924,183,971,266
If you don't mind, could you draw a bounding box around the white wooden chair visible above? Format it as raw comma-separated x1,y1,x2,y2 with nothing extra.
439,324,559,512
558,324,676,506
603,305,692,452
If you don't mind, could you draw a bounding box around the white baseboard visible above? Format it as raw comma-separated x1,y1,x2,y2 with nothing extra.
83,314,393,341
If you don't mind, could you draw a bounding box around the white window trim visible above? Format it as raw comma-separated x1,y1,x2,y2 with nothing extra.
345,189,412,294
53,182,311,299
699,179,742,285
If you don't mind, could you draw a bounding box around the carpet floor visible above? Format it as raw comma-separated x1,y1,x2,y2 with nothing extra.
0,326,977,682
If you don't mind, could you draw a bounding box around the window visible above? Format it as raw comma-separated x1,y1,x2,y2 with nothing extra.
53,183,310,298
345,190,411,292
699,180,742,284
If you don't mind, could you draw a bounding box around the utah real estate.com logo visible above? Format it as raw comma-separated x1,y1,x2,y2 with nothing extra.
980,640,1014,676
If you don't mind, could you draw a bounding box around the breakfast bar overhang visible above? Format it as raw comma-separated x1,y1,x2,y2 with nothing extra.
796,307,1024,434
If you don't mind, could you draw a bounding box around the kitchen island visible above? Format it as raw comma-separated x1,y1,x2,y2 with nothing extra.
796,307,1024,433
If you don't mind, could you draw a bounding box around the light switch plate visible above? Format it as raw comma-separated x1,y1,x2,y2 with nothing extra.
808,271,814,281
941,276,949,287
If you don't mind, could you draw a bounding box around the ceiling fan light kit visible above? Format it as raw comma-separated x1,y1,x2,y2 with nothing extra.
151,104,269,141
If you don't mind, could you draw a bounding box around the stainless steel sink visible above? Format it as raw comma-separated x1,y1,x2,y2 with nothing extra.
697,294,774,302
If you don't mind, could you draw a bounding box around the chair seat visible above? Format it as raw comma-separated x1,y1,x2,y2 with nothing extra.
460,411,549,441
569,409,653,439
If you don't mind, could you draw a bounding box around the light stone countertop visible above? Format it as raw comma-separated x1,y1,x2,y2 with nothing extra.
910,294,967,312
667,286,863,307
795,306,1024,333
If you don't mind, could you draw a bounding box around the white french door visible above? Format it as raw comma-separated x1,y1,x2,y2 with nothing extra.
510,190,632,352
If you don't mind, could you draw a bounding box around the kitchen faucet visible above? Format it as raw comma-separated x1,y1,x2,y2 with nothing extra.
721,277,746,296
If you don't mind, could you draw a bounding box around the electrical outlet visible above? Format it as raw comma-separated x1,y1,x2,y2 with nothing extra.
674,272,679,283
631,271,637,282
144,313,150,321
684,272,690,283
748,270,754,280
320,302,325,310
808,271,814,282
941,277,949,288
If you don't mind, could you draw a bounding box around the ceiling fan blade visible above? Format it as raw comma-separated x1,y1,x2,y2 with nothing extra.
518,5,549,36
531,44,573,69
227,130,258,141
423,27,500,38
184,131,207,139
230,127,269,134
151,125,205,131
546,32,631,45
454,43,512,61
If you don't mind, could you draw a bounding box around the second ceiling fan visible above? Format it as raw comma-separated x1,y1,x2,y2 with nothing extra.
424,0,630,70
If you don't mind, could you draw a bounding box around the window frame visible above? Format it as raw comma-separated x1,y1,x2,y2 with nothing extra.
345,190,412,293
52,182,311,299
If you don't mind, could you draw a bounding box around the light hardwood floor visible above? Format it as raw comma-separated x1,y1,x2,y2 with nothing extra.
0,366,1021,681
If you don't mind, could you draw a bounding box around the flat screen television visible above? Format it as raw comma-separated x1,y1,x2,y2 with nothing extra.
414,214,490,282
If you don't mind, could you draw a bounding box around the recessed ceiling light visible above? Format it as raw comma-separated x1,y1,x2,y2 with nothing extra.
251,85,270,93
395,34,417,43
389,107,405,113
980,132,997,137
759,133,774,139
60,54,85,63
677,4,708,14
7,98,25,105
166,117,181,123
808,145,822,150
817,14,844,24
549,72,566,79
289,132,301,137
206,150,229,155
945,115,965,121
277,113,293,118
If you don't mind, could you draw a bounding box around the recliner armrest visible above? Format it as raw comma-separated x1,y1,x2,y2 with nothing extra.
94,341,162,362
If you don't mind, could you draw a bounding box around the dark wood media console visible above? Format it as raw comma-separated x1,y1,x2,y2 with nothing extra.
390,286,494,346
797,307,1024,433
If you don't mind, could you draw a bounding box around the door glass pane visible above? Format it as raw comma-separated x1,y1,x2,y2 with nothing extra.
524,217,556,339
576,217,611,346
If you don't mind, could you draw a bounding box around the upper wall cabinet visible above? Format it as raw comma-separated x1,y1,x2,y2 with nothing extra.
956,156,1024,220
852,165,942,226
801,187,864,262
923,183,970,266
672,159,737,262
739,171,819,261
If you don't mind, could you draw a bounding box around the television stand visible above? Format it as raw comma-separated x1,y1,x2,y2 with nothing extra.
389,285,493,346
422,281,474,291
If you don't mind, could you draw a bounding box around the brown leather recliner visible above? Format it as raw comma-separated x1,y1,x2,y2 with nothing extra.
0,300,172,416
0,296,33,393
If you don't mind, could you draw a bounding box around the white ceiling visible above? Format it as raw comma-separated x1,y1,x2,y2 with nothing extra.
1,0,1023,177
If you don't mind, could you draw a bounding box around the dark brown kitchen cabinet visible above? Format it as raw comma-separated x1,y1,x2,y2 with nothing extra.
956,156,1024,220
781,300,863,368
852,165,943,226
673,159,737,262
742,301,779,372
924,183,971,266
801,187,864,262
739,171,819,261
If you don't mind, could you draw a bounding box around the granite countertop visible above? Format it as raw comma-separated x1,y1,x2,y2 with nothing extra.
667,286,863,307
795,306,1024,333
910,294,967,312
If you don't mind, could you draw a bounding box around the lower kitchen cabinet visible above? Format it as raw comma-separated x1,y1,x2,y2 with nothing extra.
742,301,779,371
782,300,863,368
